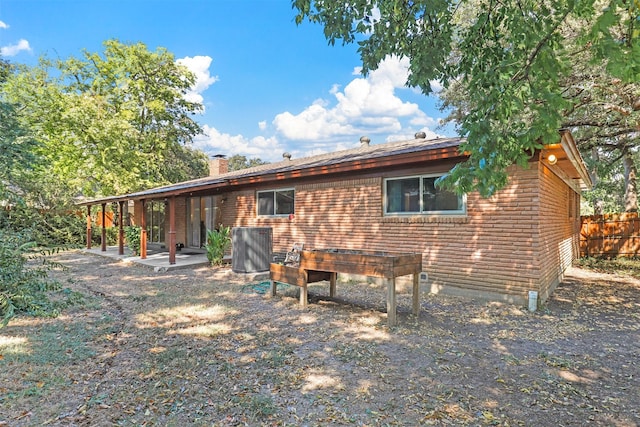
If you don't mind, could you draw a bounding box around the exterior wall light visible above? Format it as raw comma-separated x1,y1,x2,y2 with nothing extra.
547,154,558,165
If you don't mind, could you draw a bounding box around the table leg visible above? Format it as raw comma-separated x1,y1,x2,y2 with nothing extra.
270,279,277,297
387,277,397,326
329,272,337,297
300,270,309,306
412,272,420,317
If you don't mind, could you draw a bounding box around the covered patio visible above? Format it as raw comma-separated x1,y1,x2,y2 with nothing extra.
82,245,210,272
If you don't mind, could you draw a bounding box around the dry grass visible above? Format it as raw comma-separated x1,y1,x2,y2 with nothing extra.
0,252,638,426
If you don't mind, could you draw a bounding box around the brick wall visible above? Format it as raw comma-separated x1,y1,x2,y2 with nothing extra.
209,160,580,305
537,163,580,302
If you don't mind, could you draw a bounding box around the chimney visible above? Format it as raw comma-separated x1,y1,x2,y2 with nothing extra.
283,152,292,161
209,154,228,177
360,136,370,146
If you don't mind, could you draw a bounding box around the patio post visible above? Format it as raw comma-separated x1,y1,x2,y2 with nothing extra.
168,196,176,265
86,205,92,249
118,201,125,255
140,199,147,259
101,203,107,252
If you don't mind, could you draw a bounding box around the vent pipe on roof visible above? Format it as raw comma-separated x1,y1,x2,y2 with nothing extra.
415,131,427,139
360,136,370,146
283,152,292,161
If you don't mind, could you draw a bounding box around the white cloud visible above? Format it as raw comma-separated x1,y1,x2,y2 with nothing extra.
0,21,8,29
193,124,285,162
430,80,444,93
0,39,31,57
273,55,439,143
176,55,218,105
258,121,267,131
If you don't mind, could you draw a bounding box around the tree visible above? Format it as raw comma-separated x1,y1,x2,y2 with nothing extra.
2,40,209,197
0,57,38,192
227,154,268,172
438,12,640,212
293,0,639,196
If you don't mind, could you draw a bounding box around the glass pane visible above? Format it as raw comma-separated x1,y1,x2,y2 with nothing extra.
156,203,165,243
258,192,274,215
203,196,214,231
275,190,295,215
189,197,201,247
386,178,420,213
423,177,462,211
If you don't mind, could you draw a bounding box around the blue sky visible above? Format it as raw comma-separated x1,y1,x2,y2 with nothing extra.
0,0,455,163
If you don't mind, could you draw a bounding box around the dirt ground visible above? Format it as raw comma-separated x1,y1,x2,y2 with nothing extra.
1,251,639,426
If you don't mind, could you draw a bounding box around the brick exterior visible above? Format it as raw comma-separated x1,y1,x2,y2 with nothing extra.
208,159,580,306
131,157,580,305
537,162,581,302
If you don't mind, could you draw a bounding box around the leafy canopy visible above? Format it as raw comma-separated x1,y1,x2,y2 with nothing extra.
293,0,639,196
2,40,208,197
227,154,268,172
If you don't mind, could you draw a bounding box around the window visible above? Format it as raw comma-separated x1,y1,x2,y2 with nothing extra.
145,201,165,243
385,174,465,215
257,188,295,216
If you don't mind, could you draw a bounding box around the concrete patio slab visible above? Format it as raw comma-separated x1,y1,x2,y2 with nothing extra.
81,246,271,283
82,246,210,272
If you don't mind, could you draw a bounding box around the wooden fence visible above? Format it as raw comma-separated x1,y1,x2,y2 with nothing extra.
580,213,640,257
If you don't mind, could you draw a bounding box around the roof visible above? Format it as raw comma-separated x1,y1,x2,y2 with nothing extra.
78,135,465,205
77,131,592,206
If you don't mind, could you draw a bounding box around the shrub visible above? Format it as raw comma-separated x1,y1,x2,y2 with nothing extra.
0,203,85,247
124,226,142,255
206,225,231,266
0,229,67,327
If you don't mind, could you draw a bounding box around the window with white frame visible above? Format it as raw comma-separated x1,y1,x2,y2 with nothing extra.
384,174,465,215
257,188,295,216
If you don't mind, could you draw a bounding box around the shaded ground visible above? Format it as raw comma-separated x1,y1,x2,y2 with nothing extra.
1,251,638,426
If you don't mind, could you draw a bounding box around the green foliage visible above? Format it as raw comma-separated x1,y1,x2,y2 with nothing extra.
0,229,70,328
124,226,142,256
2,40,208,197
227,154,268,172
205,225,231,266
293,0,639,196
0,173,86,247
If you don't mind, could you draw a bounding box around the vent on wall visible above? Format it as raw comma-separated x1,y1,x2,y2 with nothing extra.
231,227,273,273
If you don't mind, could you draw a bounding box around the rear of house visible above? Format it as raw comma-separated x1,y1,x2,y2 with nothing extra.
83,131,591,306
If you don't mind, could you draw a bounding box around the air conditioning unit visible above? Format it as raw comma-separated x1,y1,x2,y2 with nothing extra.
231,227,273,273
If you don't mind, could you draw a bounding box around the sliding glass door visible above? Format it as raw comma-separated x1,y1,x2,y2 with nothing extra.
187,196,218,248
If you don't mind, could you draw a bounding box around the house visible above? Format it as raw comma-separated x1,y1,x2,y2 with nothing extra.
79,130,592,306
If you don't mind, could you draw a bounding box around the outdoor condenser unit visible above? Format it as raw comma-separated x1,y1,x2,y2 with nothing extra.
231,227,273,273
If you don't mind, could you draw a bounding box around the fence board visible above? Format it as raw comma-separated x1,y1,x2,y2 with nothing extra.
580,213,640,257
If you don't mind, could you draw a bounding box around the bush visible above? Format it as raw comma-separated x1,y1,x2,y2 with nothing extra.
124,226,142,255
0,203,85,247
0,229,68,327
206,225,231,266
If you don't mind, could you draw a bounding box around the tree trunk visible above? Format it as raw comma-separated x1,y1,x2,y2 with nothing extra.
623,149,638,212
590,147,604,215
